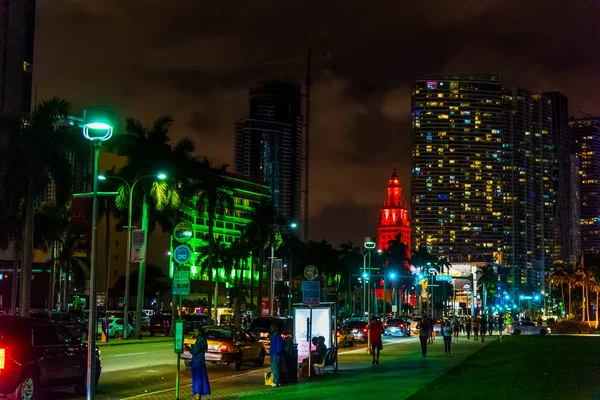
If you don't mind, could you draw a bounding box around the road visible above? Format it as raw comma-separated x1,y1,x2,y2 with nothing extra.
47,336,417,399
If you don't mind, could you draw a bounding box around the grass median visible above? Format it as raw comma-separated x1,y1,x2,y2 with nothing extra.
409,335,600,400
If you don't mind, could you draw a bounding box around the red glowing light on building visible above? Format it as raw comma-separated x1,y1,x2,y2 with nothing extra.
377,164,411,256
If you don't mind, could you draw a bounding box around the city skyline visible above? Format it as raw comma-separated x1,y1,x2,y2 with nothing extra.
32,0,600,246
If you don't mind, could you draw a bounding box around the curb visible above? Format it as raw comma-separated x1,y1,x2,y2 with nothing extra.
97,338,173,347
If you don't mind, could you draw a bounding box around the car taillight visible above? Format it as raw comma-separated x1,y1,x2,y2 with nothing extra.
352,329,358,333
363,329,367,333
400,324,404,328
218,344,229,353
0,348,5,370
336,332,341,337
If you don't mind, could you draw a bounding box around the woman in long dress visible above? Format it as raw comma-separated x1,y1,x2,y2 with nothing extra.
188,328,210,399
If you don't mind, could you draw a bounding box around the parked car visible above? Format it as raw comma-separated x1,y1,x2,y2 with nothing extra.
336,324,355,347
149,313,172,336
183,314,208,334
409,316,422,335
97,317,134,338
347,321,368,342
506,320,550,335
29,311,87,340
248,317,293,352
0,315,101,399
384,318,411,337
182,326,265,371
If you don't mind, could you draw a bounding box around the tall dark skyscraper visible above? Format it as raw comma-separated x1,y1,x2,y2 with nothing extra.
411,75,504,263
543,91,580,264
0,0,36,115
570,117,600,254
502,89,555,290
235,80,303,224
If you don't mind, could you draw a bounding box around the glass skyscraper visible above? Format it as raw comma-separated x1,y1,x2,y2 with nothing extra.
235,80,303,224
570,117,600,254
411,75,504,263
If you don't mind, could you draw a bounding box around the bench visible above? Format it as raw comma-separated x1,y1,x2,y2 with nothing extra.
313,346,338,374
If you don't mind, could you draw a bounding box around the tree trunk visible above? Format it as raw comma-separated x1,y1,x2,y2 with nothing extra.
234,258,241,326
249,255,254,310
20,186,35,317
582,285,586,322
208,218,217,325
594,289,600,329
104,200,111,314
568,284,572,319
257,245,265,315
10,239,20,315
134,195,150,338
561,284,565,317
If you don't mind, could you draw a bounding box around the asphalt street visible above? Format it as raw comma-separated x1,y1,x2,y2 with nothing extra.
46,335,417,399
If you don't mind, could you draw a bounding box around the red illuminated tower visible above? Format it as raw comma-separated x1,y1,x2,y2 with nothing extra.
378,165,411,255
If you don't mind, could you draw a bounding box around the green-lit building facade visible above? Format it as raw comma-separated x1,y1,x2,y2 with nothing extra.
169,172,270,287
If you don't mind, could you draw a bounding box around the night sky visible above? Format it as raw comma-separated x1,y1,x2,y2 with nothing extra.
34,0,600,247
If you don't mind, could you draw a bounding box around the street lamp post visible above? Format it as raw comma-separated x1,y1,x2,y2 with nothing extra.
98,172,166,339
82,108,114,400
363,237,376,355
288,222,297,316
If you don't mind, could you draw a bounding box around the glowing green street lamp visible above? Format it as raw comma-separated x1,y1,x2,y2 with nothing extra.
82,107,114,400
97,172,167,340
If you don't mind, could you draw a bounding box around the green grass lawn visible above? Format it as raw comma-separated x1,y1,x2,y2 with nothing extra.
409,336,600,400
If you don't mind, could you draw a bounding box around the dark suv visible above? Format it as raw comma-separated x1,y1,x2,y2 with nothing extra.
149,313,172,336
0,315,101,399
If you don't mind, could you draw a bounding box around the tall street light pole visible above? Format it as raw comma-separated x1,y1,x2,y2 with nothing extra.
288,222,297,315
82,108,114,400
98,172,166,339
363,237,376,355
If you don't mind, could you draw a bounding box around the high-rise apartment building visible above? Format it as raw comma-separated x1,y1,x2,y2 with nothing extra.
234,80,303,224
570,117,600,253
502,89,555,289
543,92,580,264
411,75,504,263
0,0,36,116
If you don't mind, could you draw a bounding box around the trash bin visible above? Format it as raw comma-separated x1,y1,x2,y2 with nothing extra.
283,343,298,383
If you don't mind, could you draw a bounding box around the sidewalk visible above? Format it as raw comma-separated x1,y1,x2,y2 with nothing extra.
97,336,173,347
124,336,496,400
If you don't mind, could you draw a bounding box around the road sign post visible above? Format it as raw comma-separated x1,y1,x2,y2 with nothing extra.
174,319,184,399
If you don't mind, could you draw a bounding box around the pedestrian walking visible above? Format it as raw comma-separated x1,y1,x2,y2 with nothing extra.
418,317,430,357
472,317,480,341
480,316,487,343
453,318,459,340
498,316,504,334
187,328,210,400
269,324,286,387
442,320,453,356
488,317,494,336
428,318,435,343
465,317,472,340
368,317,385,364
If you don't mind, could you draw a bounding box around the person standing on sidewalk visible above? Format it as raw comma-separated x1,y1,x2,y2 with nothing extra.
488,316,494,336
465,317,472,340
369,317,385,364
452,318,460,340
187,328,210,400
480,316,487,343
418,317,430,357
442,320,453,356
472,316,480,341
269,324,286,387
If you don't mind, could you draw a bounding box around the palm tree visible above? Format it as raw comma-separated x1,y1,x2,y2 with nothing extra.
226,239,251,325
339,241,361,316
477,264,498,314
244,200,284,313
189,159,234,324
551,261,578,319
0,98,83,316
108,115,186,337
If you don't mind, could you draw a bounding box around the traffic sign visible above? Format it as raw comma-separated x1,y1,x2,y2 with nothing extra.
173,222,194,243
435,275,452,282
392,305,398,313
304,265,318,280
173,245,192,264
173,265,191,295
174,320,184,353
302,280,320,305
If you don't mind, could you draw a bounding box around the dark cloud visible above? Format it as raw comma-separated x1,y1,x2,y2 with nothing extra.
34,0,600,246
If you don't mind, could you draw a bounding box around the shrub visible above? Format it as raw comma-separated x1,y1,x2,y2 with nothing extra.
548,320,592,334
